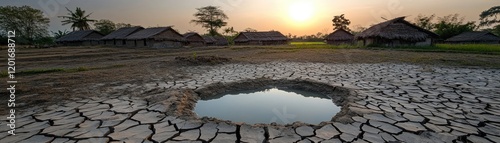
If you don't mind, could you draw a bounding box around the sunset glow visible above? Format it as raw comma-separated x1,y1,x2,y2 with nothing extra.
288,1,314,22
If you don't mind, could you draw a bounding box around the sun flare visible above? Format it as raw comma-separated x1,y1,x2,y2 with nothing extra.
289,1,314,22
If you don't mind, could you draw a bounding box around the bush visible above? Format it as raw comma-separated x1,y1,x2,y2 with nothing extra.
33,36,55,47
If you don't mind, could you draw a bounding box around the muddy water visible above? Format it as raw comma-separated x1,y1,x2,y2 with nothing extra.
194,88,340,124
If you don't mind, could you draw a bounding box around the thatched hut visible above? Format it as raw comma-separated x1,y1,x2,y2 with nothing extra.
325,29,354,45
55,30,104,46
233,31,288,45
124,27,185,48
445,31,500,44
101,26,144,46
183,32,205,46
203,36,229,46
356,17,439,47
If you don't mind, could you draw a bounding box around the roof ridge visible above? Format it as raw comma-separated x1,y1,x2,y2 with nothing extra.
375,17,406,34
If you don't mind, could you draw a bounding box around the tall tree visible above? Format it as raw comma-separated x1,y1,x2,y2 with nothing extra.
332,14,351,32
434,14,476,39
59,7,96,31
94,19,116,35
414,14,436,31
0,5,50,44
191,6,228,36
479,6,500,27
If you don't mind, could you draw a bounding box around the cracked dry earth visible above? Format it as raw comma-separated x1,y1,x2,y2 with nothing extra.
2,62,500,143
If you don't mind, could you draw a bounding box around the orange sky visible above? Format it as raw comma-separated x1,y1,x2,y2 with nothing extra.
3,0,498,35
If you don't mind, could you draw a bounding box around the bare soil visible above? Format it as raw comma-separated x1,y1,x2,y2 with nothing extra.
1,45,500,113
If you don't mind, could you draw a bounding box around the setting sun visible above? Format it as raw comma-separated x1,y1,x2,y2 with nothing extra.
289,1,314,22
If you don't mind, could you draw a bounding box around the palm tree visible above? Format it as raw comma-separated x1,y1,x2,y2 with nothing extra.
52,30,69,39
59,7,96,31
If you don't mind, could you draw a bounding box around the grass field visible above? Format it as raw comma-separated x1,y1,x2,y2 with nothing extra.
290,42,327,45
383,44,500,54
289,42,500,53
434,44,500,53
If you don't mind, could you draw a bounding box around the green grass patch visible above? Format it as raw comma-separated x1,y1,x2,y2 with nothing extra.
290,42,327,45
378,44,500,54
0,70,8,77
234,43,499,53
435,44,500,53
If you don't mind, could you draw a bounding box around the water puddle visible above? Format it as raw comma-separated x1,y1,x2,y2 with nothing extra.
194,88,340,124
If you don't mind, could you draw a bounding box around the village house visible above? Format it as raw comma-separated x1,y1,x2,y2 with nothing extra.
445,31,500,44
183,32,205,47
325,28,354,45
233,31,288,45
124,27,185,48
101,26,144,46
203,36,229,46
55,30,104,46
356,17,439,47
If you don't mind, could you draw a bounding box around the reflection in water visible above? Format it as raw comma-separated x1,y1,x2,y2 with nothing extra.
194,88,340,124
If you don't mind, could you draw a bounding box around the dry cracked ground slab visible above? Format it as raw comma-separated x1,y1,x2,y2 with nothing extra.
0,46,500,142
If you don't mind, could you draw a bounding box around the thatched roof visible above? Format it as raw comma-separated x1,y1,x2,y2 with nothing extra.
234,31,288,42
56,30,103,42
445,31,500,42
183,32,199,38
203,36,217,43
125,27,184,41
183,32,205,42
203,36,228,45
101,26,144,40
325,29,354,41
356,17,439,42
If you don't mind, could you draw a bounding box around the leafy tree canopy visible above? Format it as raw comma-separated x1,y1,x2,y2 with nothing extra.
191,6,228,36
434,14,476,39
479,6,500,27
332,14,351,32
116,23,133,29
243,28,257,32
413,14,436,31
0,5,50,44
95,19,116,35
223,26,237,36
